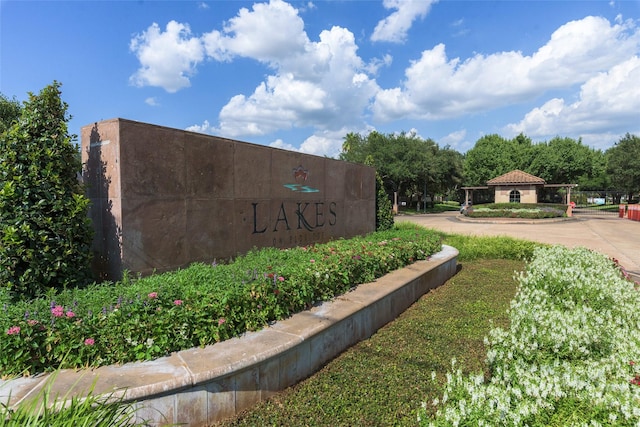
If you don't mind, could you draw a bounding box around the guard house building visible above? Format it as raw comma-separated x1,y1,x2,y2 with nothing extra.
462,170,577,205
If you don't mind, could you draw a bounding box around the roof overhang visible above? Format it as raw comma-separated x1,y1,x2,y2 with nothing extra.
543,184,578,188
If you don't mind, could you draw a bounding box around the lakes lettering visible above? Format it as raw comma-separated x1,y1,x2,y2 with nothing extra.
252,201,337,234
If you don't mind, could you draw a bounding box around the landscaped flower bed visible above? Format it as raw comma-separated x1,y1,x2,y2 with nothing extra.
420,245,640,426
465,203,567,219
0,223,441,377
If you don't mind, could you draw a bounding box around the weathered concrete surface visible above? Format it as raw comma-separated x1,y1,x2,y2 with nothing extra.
81,119,375,280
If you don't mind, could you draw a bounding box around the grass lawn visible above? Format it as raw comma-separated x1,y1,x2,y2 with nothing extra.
214,248,524,426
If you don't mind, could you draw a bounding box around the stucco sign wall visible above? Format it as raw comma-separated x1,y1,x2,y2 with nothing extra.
81,119,375,280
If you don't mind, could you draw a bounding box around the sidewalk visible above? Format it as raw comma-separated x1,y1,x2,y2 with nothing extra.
399,212,640,280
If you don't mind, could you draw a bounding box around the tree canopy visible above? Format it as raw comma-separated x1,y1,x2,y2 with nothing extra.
340,131,464,207
606,133,640,199
340,129,637,206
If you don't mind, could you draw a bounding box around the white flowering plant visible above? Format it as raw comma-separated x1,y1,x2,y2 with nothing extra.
420,245,640,426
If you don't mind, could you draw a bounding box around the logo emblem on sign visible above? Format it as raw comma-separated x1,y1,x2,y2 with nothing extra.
285,165,319,192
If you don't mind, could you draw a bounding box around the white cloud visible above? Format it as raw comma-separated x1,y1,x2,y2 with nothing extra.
371,0,437,43
440,129,467,149
131,3,640,157
213,12,379,138
364,53,393,75
129,21,204,93
269,138,299,152
202,0,308,64
145,97,160,106
186,120,214,134
271,127,369,159
132,0,378,144
298,129,351,158
372,16,640,121
504,56,640,145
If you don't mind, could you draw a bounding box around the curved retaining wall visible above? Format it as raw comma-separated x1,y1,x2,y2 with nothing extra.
2,245,458,426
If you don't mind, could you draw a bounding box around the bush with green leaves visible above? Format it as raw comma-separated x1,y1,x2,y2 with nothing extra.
0,93,22,135
0,224,441,376
421,246,640,426
466,203,566,219
376,172,394,230
0,82,93,299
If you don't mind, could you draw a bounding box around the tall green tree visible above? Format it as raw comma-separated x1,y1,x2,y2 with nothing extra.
606,133,640,201
529,137,593,184
341,131,453,210
0,82,93,298
431,146,464,201
462,134,515,186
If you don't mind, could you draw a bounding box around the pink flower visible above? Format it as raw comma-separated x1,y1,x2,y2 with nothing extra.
27,320,39,326
6,326,20,335
148,292,158,299
278,276,285,282
310,259,315,263
174,299,183,306
51,305,64,317
66,310,75,318
218,318,226,326
84,338,95,346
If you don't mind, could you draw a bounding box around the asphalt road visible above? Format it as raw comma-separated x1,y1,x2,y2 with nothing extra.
398,211,640,280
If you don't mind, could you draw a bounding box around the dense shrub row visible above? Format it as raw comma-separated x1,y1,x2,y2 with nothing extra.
465,203,566,219
0,224,441,377
421,246,640,425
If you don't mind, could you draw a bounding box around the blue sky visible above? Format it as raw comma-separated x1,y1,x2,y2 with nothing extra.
2,0,639,156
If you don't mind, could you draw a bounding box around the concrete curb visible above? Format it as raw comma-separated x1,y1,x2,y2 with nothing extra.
1,245,459,426
456,214,579,224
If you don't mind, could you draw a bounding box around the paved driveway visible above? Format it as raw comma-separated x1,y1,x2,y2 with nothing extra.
399,212,640,279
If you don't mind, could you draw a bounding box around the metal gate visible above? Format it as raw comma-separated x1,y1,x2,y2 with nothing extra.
571,190,626,216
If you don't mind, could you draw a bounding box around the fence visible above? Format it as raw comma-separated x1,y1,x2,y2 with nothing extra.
571,190,628,217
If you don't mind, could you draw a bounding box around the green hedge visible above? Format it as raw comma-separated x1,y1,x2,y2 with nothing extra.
465,203,566,219
0,224,441,376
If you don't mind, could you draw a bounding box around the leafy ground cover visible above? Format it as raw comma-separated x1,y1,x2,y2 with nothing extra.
5,230,636,426
421,246,640,426
465,203,567,219
214,236,639,427
0,224,441,377
214,234,534,426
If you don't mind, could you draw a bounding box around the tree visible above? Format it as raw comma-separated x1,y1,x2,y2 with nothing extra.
0,93,22,135
606,133,640,201
0,81,93,299
431,146,464,201
341,131,438,212
529,137,593,184
462,134,515,186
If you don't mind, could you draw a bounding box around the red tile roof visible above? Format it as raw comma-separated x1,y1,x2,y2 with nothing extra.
487,169,546,185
